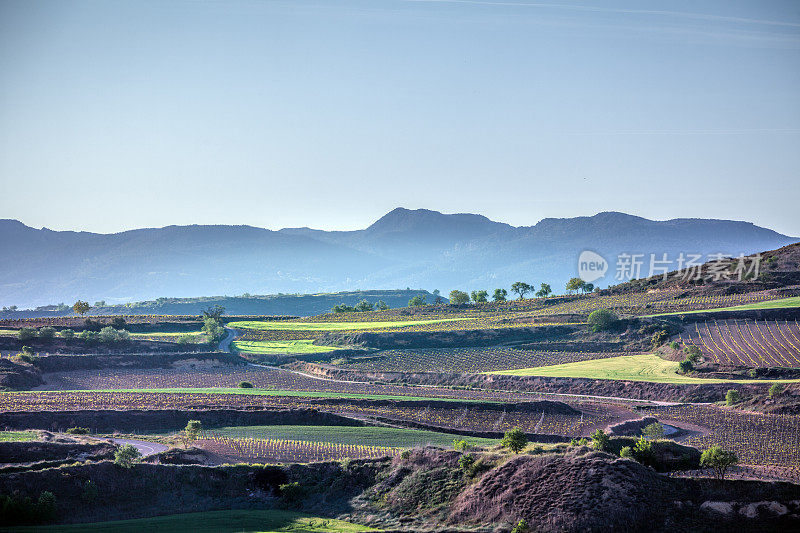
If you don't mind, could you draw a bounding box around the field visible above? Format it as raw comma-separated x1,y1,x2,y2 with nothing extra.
678,319,800,367
232,340,338,354
0,430,38,442
340,347,616,373
197,434,400,462
6,509,374,532
227,318,476,331
489,353,800,384
208,425,499,448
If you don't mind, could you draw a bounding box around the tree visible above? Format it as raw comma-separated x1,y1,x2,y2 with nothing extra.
492,288,507,302
769,383,784,397
37,326,56,340
94,300,106,307
590,429,609,451
332,303,355,313
72,300,91,315
678,360,694,374
238,381,254,388
114,444,142,468
354,299,374,312
17,327,37,341
60,329,75,340
725,389,741,405
582,282,594,293
587,309,619,332
511,519,530,533
376,300,389,311
181,420,203,447
448,290,470,305
683,345,702,363
408,295,426,307
535,283,552,298
202,318,225,342
500,427,528,453
201,305,225,321
700,446,738,480
565,278,585,294
641,422,665,440
470,290,488,304
510,282,533,300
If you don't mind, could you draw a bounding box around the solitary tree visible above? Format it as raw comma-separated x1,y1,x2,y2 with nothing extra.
700,446,738,480
376,300,389,311
590,429,610,451
587,308,619,332
72,300,91,315
181,420,203,447
535,283,552,298
201,305,225,321
114,444,142,468
500,427,528,453
448,290,470,305
470,290,488,303
510,282,533,300
354,299,374,312
492,288,507,301
565,278,585,294
582,282,594,293
641,422,665,440
725,389,741,406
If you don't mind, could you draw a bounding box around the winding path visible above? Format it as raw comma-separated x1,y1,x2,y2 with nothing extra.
111,438,169,457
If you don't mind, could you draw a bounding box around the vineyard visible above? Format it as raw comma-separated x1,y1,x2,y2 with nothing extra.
340,347,618,373
642,404,800,473
678,319,800,367
196,434,398,463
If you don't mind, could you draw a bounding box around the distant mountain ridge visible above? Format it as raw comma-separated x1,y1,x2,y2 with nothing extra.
1,208,796,308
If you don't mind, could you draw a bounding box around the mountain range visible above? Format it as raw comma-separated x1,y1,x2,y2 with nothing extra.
1,208,797,308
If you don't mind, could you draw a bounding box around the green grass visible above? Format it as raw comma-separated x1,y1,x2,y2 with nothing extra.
0,430,39,442
211,425,498,448
5,509,374,532
488,353,800,384
648,296,800,316
4,388,496,403
232,340,338,354
228,318,474,331
129,330,203,338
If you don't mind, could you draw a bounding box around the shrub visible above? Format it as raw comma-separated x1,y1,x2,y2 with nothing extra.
590,429,609,451
683,345,702,362
114,444,142,468
408,295,426,307
458,453,475,471
511,519,530,533
238,381,254,389
501,427,528,454
669,341,680,349
59,329,75,340
78,330,99,343
700,445,738,480
17,327,37,341
650,330,669,349
37,327,57,340
641,422,665,440
453,439,473,451
81,480,99,503
36,492,57,522
678,360,694,374
65,427,90,435
278,482,304,508
768,383,784,398
725,389,741,406
177,334,195,345
587,309,619,332
180,420,203,447
620,446,634,459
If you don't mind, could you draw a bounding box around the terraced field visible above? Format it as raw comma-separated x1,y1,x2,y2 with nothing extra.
341,347,616,373
678,319,800,367
231,339,338,354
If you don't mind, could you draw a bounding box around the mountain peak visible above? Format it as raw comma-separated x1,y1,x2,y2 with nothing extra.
367,207,507,235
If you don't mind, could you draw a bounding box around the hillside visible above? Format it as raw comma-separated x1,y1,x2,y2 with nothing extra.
1,209,796,308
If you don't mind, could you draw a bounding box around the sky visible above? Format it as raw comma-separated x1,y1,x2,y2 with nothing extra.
1,0,799,236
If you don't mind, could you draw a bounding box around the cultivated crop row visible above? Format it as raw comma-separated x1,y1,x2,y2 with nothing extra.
196,434,398,463
678,320,800,367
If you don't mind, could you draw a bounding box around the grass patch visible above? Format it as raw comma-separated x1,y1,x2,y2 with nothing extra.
228,318,475,331
6,509,374,532
129,331,203,338
648,296,800,316
232,340,338,354
211,425,498,448
488,353,800,384
0,430,39,442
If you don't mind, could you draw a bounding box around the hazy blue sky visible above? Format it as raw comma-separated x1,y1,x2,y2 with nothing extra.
1,0,799,235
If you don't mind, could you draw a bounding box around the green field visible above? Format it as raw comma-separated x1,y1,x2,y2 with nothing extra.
649,296,800,316
232,340,338,354
228,318,474,331
489,353,800,384
129,330,203,338
0,430,39,442
212,425,498,448
5,509,374,533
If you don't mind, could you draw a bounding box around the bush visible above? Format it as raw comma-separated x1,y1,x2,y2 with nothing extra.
458,453,475,471
81,480,99,503
114,444,142,468
37,327,57,340
0,491,58,525
177,334,195,345
620,446,634,459
683,345,702,363
769,383,784,398
408,295,426,307
501,427,528,454
587,309,619,332
17,327,37,341
590,429,609,451
700,445,738,480
453,439,473,451
279,482,304,508
678,360,694,374
238,381,254,389
511,519,530,533
641,422,665,440
99,326,129,343
725,389,741,406
78,330,99,343
650,330,669,349
59,329,75,340
65,427,90,435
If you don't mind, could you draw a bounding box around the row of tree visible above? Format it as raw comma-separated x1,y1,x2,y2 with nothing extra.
332,299,390,313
